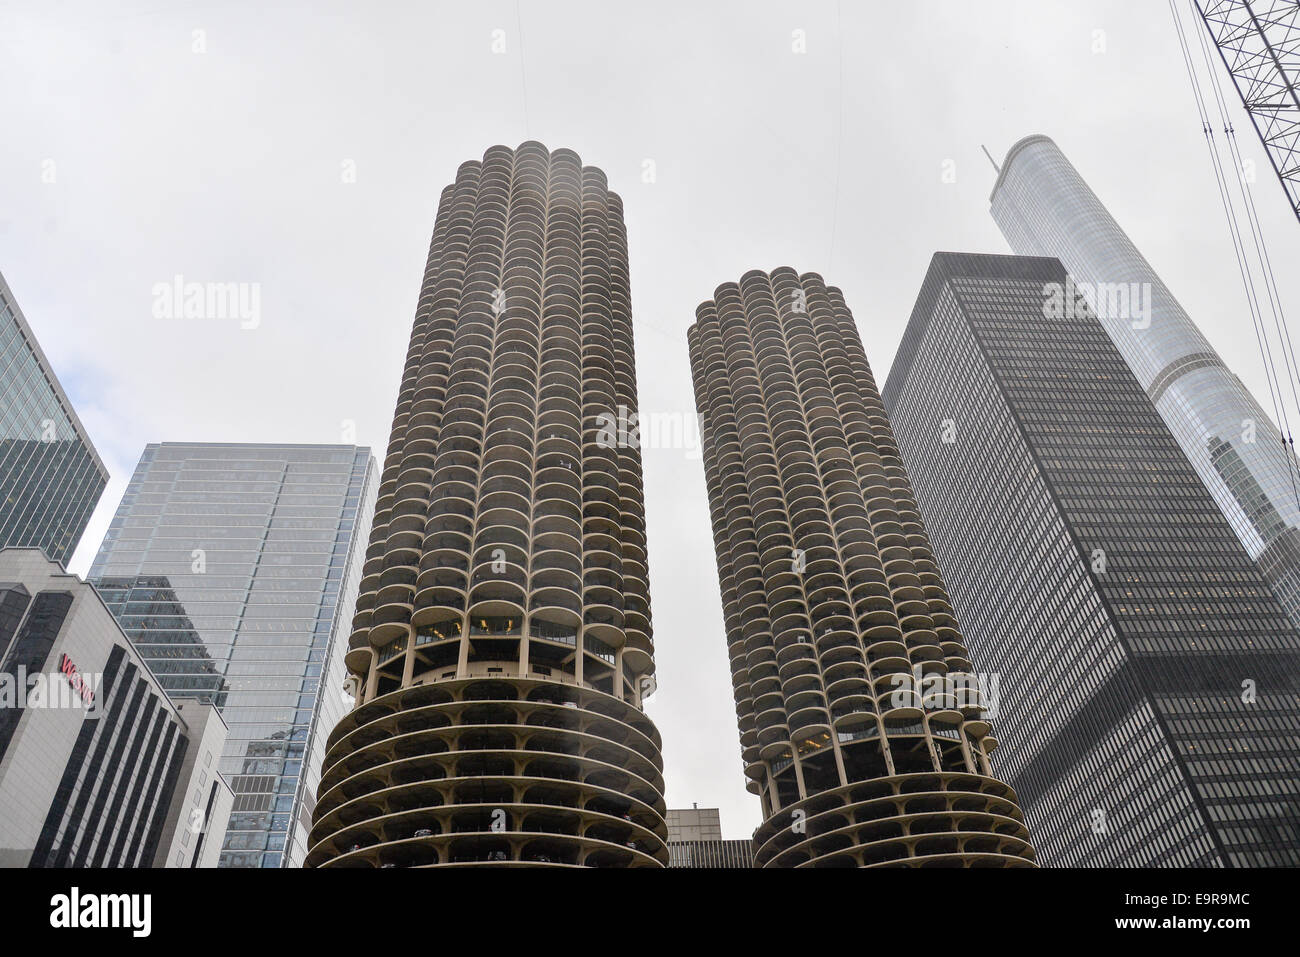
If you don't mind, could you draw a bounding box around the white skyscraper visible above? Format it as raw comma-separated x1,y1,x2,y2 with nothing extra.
991,133,1300,627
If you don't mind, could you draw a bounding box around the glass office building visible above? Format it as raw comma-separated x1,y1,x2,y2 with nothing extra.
883,252,1300,866
88,442,377,868
990,134,1300,629
0,270,107,565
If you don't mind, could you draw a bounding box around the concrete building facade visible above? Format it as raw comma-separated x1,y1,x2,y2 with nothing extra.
307,143,668,868
688,266,1036,868
666,806,753,868
0,548,230,868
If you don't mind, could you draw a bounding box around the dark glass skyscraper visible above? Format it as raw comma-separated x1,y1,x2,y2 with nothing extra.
0,270,107,565
306,143,668,868
88,442,376,868
688,266,1036,868
882,252,1300,867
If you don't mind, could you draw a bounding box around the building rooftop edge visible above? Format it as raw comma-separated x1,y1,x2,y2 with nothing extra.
0,546,202,733
988,133,1058,203
882,252,1067,411
144,441,373,453
688,267,841,334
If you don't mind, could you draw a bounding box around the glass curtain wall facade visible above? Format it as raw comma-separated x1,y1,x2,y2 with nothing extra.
882,252,1300,867
688,266,1036,868
990,134,1300,628
307,142,668,869
88,442,376,868
0,270,107,564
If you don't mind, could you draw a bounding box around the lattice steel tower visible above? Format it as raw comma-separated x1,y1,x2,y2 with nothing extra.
307,142,668,868
1197,0,1300,224
687,268,1036,868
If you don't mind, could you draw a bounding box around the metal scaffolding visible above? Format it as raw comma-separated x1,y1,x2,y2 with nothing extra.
1197,0,1300,224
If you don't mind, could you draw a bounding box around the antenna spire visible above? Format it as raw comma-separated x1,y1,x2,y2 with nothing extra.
981,144,1001,174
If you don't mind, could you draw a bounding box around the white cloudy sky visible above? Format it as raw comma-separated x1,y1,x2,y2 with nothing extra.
3,0,1298,838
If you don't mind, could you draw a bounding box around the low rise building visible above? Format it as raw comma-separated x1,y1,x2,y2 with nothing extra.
0,548,231,867
666,806,753,868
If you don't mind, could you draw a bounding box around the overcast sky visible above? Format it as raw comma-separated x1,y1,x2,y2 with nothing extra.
3,0,1298,838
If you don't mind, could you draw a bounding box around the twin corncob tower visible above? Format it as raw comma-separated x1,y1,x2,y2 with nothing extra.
306,141,1035,868
689,269,1036,866
308,143,667,868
